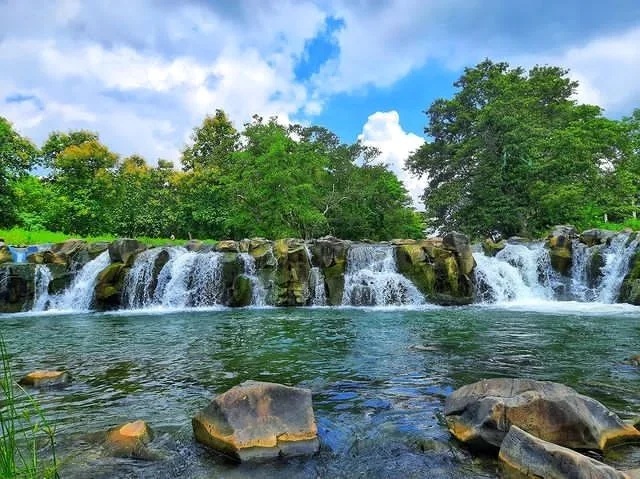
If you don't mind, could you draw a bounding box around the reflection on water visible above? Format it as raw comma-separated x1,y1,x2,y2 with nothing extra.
1,306,639,478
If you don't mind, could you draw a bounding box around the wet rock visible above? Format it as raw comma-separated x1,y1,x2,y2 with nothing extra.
87,241,111,259
620,251,640,305
546,226,577,276
507,236,530,245
0,263,36,312
580,229,615,248
499,426,627,479
0,245,11,264
230,275,252,307
444,378,640,451
94,262,128,310
308,237,349,305
626,355,640,367
482,238,506,257
192,380,319,462
216,240,239,253
396,237,474,305
391,239,417,246
19,370,71,388
104,420,154,458
272,239,312,306
108,239,147,266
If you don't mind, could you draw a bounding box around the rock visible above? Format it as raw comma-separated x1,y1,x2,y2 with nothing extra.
272,239,312,306
620,251,640,305
580,229,615,248
499,426,628,479
0,245,11,264
192,380,319,462
443,232,475,275
230,275,252,307
86,241,110,259
546,225,578,276
105,420,154,458
626,355,640,367
108,239,146,266
444,378,640,451
482,238,506,257
0,263,36,312
507,236,530,245
216,240,239,253
19,370,71,388
391,239,417,246
308,237,348,305
94,262,128,310
396,238,474,305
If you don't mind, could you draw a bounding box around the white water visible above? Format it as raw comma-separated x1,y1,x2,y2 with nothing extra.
32,265,53,311
239,253,267,306
303,244,326,306
342,245,424,306
48,251,111,311
123,248,168,308
475,234,639,305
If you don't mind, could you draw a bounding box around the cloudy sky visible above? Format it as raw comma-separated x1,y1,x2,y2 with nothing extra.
1,0,639,208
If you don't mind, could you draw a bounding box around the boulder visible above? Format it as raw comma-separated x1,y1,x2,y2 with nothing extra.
105,420,154,458
192,380,319,462
482,238,506,257
626,355,640,367
86,241,110,259
391,239,417,246
443,231,475,275
0,263,36,312
580,229,615,248
19,370,71,388
0,245,13,264
108,239,146,266
230,275,252,307
308,237,348,305
216,240,239,253
94,262,128,310
444,378,640,451
620,250,640,305
499,426,628,479
546,225,578,276
396,237,474,305
272,239,311,306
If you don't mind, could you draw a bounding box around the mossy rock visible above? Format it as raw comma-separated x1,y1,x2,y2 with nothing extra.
322,260,345,305
482,239,506,257
230,275,252,307
0,246,12,264
94,262,128,309
620,251,640,305
549,247,572,276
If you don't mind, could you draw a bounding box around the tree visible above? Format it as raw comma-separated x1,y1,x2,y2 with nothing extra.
182,110,239,171
0,118,38,226
407,59,629,237
41,130,98,166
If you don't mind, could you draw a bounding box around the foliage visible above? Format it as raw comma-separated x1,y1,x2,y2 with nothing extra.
0,334,59,478
408,59,638,238
0,228,197,247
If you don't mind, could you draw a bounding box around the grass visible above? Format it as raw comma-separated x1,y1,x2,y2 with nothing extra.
587,218,640,232
0,227,217,247
0,334,59,479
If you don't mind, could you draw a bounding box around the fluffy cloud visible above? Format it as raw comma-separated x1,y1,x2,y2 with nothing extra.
358,111,426,210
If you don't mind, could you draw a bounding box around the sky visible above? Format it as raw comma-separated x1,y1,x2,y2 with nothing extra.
1,0,640,209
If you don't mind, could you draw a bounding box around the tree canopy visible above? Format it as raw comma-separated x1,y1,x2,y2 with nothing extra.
407,59,639,238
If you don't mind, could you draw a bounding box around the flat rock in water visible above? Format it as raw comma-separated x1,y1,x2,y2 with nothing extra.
19,370,71,388
499,426,628,479
192,380,319,462
444,378,640,451
104,420,154,458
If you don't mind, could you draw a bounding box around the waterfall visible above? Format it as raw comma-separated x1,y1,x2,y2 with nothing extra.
8,246,27,263
32,265,53,311
475,234,639,304
304,244,326,306
342,245,424,306
597,234,639,303
124,247,173,308
473,243,559,303
239,253,267,306
49,251,111,311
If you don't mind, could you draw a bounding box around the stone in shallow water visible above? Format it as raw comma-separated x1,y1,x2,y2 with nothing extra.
19,370,71,388
192,380,319,462
499,426,627,479
105,420,154,458
444,378,640,451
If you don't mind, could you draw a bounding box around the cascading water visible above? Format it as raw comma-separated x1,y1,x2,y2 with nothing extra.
49,251,111,311
304,244,326,306
239,253,267,306
475,234,639,304
124,248,176,308
32,265,53,311
473,243,559,303
597,234,639,303
342,245,424,306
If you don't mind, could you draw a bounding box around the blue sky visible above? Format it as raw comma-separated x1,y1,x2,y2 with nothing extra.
1,0,640,207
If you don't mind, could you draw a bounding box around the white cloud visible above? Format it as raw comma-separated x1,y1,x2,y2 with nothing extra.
358,111,426,210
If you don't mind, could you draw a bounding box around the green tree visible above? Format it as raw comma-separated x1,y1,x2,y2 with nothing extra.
408,59,629,237
182,110,239,171
0,118,38,226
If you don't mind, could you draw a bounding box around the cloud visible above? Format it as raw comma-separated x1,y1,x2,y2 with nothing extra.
358,111,426,210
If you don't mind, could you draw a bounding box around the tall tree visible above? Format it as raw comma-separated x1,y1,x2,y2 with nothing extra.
182,110,239,171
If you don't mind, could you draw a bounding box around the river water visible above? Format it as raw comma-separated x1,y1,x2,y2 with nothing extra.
1,304,639,478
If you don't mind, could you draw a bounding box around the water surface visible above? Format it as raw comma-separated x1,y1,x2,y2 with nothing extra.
1,305,639,478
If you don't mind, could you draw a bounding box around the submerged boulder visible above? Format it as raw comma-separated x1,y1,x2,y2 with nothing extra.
499,426,628,479
19,370,71,388
444,378,640,451
192,380,319,462
108,239,146,266
105,420,154,458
